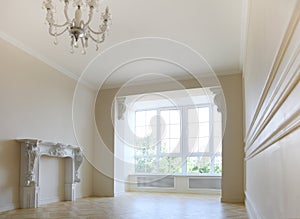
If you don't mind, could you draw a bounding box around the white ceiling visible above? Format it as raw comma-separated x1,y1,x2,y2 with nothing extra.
0,0,244,88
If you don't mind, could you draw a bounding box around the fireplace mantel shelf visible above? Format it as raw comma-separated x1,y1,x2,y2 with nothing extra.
16,139,84,209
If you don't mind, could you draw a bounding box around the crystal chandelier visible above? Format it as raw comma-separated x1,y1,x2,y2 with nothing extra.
43,0,112,54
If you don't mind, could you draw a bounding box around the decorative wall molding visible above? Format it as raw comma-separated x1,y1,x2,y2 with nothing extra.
244,1,300,150
245,49,300,159
244,2,300,159
117,97,126,120
210,87,226,113
16,139,83,209
245,40,300,152
246,106,300,160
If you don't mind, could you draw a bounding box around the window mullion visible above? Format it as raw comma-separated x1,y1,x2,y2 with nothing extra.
209,104,214,174
156,109,161,173
181,106,188,174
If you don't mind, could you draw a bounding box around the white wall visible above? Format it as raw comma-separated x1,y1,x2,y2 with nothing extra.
243,0,300,218
0,38,94,211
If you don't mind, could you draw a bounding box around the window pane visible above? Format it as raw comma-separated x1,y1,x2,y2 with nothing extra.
214,121,222,137
199,157,211,174
146,110,157,126
170,124,180,138
169,110,180,124
214,136,222,153
159,157,182,173
161,124,170,139
188,123,199,138
160,110,170,125
136,111,145,126
187,157,199,174
135,136,156,156
214,156,222,174
134,143,144,156
161,139,169,153
145,125,155,137
135,157,157,173
188,107,209,123
169,138,180,153
197,107,209,122
135,157,146,173
135,126,145,138
187,157,212,174
188,138,198,153
199,137,209,152
170,157,182,173
199,123,209,137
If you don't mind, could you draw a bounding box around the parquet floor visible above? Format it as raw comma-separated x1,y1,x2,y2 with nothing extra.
0,192,248,219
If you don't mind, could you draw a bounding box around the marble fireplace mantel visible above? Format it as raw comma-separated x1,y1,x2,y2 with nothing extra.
16,139,83,209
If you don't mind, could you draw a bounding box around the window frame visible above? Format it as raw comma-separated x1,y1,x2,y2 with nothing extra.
134,103,221,176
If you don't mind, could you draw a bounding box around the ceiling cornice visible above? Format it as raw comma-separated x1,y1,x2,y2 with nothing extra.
240,0,251,74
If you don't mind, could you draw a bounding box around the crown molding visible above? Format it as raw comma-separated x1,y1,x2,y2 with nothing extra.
240,0,250,73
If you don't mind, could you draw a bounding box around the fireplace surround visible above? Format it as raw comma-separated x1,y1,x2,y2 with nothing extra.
16,139,83,208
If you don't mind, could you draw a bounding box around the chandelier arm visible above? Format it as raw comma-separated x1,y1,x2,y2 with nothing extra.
89,34,105,44
63,1,71,23
83,7,94,28
88,26,106,35
48,26,69,37
50,22,69,28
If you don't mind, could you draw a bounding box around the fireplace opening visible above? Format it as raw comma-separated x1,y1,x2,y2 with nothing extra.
39,156,65,205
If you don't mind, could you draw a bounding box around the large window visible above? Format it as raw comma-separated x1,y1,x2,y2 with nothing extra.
134,105,222,175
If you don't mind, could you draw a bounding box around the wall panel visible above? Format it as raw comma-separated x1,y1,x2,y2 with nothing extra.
243,0,300,218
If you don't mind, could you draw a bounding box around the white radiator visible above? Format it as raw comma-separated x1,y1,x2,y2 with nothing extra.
137,176,175,188
188,177,221,189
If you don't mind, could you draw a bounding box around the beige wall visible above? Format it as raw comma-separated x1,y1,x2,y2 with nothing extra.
243,0,300,218
0,38,94,211
94,74,244,202
219,74,244,202
93,89,117,196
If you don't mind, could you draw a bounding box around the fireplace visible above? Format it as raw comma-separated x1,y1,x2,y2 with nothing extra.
16,139,83,208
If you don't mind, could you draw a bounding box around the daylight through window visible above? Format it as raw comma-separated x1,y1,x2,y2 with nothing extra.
134,104,222,175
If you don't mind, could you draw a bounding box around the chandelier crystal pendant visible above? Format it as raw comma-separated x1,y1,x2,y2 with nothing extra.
43,0,112,54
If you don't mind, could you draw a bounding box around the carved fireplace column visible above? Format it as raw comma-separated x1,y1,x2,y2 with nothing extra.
17,139,83,209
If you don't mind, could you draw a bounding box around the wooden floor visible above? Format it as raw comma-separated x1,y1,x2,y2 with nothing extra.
0,192,248,219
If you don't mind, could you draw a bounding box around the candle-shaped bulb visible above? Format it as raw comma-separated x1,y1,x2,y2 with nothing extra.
74,5,82,27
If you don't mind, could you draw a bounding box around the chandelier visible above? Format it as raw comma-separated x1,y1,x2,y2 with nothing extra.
43,0,112,54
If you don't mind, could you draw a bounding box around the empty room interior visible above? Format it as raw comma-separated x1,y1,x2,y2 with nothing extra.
0,0,299,218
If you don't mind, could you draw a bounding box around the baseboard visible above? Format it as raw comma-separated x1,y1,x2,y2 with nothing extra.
39,192,92,204
0,192,92,212
245,192,262,219
127,187,221,196
221,196,244,203
0,202,19,213
39,194,64,205
76,192,92,199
